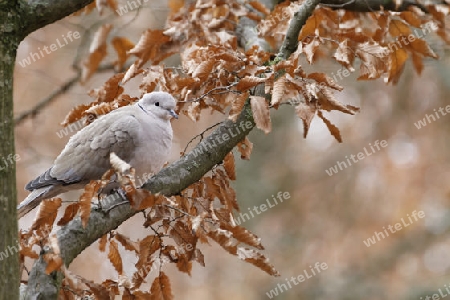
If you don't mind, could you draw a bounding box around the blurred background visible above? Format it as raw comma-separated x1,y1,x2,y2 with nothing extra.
14,1,450,299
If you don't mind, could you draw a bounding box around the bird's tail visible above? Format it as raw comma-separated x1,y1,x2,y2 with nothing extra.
17,186,55,219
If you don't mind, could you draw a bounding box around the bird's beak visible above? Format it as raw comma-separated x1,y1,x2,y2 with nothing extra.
169,109,178,119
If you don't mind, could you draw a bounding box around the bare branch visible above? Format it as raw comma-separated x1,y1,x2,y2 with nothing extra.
320,0,430,12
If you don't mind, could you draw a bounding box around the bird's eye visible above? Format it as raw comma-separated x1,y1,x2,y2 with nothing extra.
155,102,160,106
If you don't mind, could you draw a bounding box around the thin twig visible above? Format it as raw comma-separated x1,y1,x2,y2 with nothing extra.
177,82,239,103
321,0,356,8
163,204,192,217
182,122,223,155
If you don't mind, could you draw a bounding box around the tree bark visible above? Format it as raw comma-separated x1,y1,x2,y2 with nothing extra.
0,2,20,298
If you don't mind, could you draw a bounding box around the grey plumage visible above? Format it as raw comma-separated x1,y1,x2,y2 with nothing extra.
18,91,177,218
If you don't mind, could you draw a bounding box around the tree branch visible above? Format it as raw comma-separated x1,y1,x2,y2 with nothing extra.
320,0,429,12
18,0,94,40
278,0,322,60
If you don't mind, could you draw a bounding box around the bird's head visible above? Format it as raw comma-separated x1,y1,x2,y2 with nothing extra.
137,92,178,120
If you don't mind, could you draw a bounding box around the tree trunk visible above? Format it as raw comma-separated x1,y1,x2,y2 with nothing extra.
0,2,20,299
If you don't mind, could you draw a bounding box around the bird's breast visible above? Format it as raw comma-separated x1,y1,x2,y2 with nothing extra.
129,120,173,178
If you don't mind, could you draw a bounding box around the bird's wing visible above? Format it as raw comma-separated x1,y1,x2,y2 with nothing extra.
26,111,141,190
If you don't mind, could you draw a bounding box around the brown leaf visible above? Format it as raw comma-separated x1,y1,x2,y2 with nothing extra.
44,253,63,274
149,272,173,300
61,104,91,127
90,24,113,53
236,76,267,92
237,247,280,276
133,235,160,287
436,28,450,45
333,40,355,70
317,88,359,115
79,181,102,228
169,220,197,260
140,66,163,94
111,37,135,70
31,198,62,231
356,42,388,80
204,176,222,201
82,44,108,83
307,72,343,91
388,48,408,84
389,19,411,36
108,240,123,275
248,1,270,15
81,24,113,82
250,96,271,134
57,203,80,226
133,291,152,299
102,279,120,296
168,0,184,13
122,62,145,84
295,102,316,138
88,73,125,104
83,102,115,120
317,110,342,142
273,60,295,75
115,233,139,253
20,244,38,259
400,11,422,27
83,278,114,299
237,137,253,160
186,102,201,122
176,254,192,275
427,5,446,24
194,249,205,267
214,170,238,212
99,234,108,252
44,234,63,274
303,38,320,64
298,15,319,42
228,92,249,122
411,52,424,75
107,0,118,14
128,29,172,68
134,191,157,211
270,75,286,107
192,60,216,81
226,225,264,250
223,152,236,180
208,229,237,255
404,38,438,58
132,260,154,289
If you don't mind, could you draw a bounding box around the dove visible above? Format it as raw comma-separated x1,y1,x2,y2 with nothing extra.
17,91,178,219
